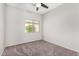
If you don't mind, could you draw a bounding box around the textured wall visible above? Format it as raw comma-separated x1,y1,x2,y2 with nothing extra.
5,4,42,46
0,4,5,55
43,3,79,52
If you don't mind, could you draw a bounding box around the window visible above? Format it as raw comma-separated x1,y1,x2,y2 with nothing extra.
25,20,40,32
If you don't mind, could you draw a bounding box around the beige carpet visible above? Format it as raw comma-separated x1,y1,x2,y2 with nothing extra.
2,40,79,56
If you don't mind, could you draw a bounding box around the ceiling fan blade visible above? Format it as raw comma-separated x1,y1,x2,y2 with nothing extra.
41,3,48,9
36,7,39,11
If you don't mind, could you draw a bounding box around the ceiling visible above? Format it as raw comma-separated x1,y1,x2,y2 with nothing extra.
7,3,63,15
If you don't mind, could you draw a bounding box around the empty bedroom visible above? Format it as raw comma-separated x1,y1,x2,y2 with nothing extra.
0,3,79,56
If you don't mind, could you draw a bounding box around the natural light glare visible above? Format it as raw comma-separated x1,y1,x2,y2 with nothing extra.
34,24,39,32
25,20,40,32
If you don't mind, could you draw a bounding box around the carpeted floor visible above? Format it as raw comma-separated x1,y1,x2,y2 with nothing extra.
2,40,79,56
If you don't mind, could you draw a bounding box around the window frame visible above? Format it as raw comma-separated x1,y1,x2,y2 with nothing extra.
25,19,40,33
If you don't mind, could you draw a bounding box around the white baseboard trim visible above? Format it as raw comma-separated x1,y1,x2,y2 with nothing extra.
6,39,42,47
0,48,4,56
44,39,79,53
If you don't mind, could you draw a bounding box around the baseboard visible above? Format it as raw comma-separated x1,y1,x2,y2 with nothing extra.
0,48,4,56
44,39,79,53
6,39,42,47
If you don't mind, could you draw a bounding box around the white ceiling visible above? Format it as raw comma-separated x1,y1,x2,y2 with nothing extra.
7,3,63,15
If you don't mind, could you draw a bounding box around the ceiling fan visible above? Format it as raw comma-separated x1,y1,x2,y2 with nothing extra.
34,3,48,11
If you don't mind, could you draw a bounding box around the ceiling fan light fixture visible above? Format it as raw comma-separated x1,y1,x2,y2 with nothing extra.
36,3,41,7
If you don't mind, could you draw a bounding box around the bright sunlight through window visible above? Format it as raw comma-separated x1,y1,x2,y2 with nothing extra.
25,20,40,32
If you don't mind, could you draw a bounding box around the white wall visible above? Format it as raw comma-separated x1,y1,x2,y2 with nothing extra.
0,4,5,55
43,4,79,52
5,5,42,46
